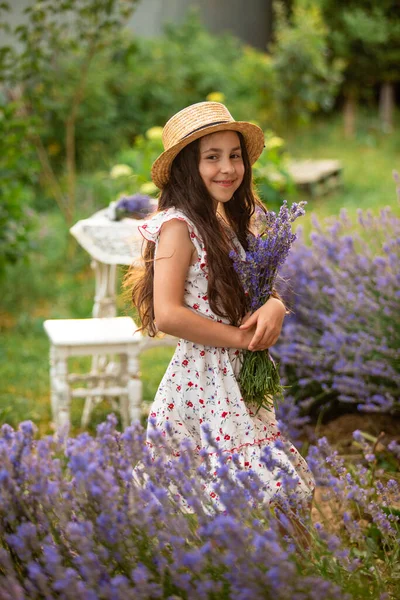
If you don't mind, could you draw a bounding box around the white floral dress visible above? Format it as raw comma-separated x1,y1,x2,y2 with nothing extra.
139,207,314,506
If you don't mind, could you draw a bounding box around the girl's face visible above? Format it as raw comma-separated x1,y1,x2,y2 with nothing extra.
198,131,245,206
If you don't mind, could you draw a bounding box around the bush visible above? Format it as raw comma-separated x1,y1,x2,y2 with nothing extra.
0,99,38,278
275,207,400,417
270,0,344,127
33,10,342,175
34,13,273,173
0,416,399,598
252,131,295,209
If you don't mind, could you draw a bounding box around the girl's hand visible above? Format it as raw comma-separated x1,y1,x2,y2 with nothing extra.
239,297,286,351
238,320,257,350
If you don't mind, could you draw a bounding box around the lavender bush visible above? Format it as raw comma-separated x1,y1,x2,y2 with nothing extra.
0,416,399,599
274,207,400,417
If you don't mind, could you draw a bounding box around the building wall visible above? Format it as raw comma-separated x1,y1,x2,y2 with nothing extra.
129,0,271,49
3,0,271,50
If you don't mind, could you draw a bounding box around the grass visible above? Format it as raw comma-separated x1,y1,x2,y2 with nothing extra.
0,111,399,435
285,110,400,231
0,327,174,435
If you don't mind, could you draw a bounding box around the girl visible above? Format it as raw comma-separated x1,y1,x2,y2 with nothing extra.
130,101,314,508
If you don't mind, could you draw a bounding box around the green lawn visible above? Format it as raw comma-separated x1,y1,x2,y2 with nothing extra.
0,329,174,435
285,110,400,228
1,111,399,435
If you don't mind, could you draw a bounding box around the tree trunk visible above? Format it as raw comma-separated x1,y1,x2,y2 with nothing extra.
65,115,76,226
379,82,394,134
343,89,357,139
65,40,98,226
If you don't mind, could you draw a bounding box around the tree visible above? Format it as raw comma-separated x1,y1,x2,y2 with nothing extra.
0,0,140,225
0,97,38,280
269,0,344,129
316,0,400,136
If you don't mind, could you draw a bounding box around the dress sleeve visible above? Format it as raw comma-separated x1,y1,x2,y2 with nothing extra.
138,208,203,258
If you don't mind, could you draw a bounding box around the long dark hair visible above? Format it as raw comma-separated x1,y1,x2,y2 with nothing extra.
126,131,266,336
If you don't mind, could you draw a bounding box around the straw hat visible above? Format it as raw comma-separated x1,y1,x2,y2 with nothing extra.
151,102,265,189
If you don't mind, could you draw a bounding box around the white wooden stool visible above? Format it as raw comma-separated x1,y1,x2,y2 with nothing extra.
43,317,143,431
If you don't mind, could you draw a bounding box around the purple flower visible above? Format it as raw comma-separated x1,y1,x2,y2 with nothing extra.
230,201,306,312
230,200,306,410
364,453,376,463
274,207,400,417
0,415,396,597
388,440,400,459
114,194,154,220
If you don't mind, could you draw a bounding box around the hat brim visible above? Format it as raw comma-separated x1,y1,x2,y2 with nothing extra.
151,121,265,189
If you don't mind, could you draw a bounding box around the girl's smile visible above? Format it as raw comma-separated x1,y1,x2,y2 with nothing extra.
198,131,245,204
214,180,236,187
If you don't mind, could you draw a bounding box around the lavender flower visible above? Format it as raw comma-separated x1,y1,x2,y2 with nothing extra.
274,207,400,417
230,200,306,411
114,194,155,221
0,417,398,598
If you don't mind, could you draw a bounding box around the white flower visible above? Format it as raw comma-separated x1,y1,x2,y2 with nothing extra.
110,164,133,179
206,91,225,103
140,181,158,195
265,136,284,150
146,127,163,140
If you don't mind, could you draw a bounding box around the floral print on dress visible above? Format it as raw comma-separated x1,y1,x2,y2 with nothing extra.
139,208,315,507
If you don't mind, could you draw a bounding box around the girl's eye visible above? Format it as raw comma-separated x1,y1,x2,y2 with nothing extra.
205,154,242,160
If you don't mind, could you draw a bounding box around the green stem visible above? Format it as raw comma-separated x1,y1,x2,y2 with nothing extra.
239,349,284,412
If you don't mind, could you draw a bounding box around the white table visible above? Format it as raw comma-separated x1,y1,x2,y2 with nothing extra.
69,205,176,350
67,207,176,427
70,208,147,318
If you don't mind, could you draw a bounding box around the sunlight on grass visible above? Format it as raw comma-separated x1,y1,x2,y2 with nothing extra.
140,346,176,402
285,112,400,236
0,331,174,435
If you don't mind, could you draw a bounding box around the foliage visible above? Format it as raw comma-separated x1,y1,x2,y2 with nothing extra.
275,207,400,417
1,7,344,197
252,131,295,209
317,0,400,90
106,11,281,135
0,98,39,278
270,0,344,126
33,11,277,170
81,8,342,139
0,415,398,598
114,127,164,194
283,109,400,225
111,12,244,132
0,0,140,224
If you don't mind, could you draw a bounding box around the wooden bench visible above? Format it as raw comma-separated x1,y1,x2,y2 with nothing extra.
287,159,343,197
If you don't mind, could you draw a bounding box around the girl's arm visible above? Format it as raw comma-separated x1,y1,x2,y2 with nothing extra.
239,297,286,351
153,219,254,349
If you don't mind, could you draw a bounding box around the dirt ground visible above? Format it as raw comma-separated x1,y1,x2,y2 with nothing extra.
312,412,400,455
307,413,400,527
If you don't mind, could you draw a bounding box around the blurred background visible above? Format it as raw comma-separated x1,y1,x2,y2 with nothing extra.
0,0,399,440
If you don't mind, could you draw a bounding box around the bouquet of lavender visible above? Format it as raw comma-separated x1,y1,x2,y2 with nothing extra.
230,200,306,412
